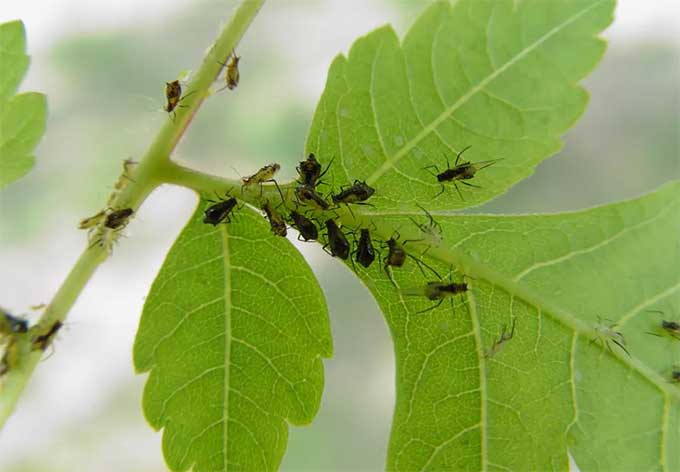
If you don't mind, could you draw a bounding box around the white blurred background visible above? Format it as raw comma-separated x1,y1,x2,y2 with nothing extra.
0,1,678,470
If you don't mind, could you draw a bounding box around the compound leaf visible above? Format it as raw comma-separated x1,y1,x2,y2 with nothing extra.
0,20,46,188
133,203,332,471
307,0,613,211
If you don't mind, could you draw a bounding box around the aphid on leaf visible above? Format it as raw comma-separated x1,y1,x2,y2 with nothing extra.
289,210,318,242
331,180,375,205
262,201,287,237
383,232,440,286
593,316,629,356
203,194,238,226
295,185,330,210
323,219,350,260
424,145,501,199
646,310,680,340
401,277,469,314
297,153,332,188
484,319,516,359
32,321,63,351
409,204,444,252
354,228,376,269
217,50,240,91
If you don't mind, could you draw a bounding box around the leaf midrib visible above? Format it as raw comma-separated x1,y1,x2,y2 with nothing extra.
364,0,608,186
221,227,232,471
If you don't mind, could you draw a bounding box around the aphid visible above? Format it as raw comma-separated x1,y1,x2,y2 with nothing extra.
401,279,469,314
593,316,630,356
289,210,318,242
78,209,107,230
646,310,680,340
164,80,183,114
0,338,21,376
218,50,240,91
424,145,501,199
262,201,287,237
484,319,516,359
331,180,375,205
409,204,443,252
164,80,195,120
295,185,330,210
323,219,350,260
32,321,63,351
104,208,134,230
297,153,332,188
354,228,376,268
0,308,28,334
241,163,283,199
671,367,680,384
203,195,238,226
383,232,440,286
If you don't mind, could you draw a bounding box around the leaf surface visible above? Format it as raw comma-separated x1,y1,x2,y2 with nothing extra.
133,203,333,471
0,20,46,188
360,182,680,471
305,0,680,470
307,0,613,211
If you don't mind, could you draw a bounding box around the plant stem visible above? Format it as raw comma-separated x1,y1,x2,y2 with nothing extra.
0,0,266,428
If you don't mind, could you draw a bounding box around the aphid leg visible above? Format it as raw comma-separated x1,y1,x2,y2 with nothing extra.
408,254,441,279
422,164,440,178
453,182,464,201
454,145,472,166
416,299,444,315
385,266,398,288
460,181,482,189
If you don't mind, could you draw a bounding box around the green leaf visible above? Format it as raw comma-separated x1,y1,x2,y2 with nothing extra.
133,203,333,471
305,0,679,469
358,182,680,471
0,20,46,188
306,0,613,211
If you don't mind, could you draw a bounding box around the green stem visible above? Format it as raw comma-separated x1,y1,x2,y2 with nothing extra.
0,0,266,428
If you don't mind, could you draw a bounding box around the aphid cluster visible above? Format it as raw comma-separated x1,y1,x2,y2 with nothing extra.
0,307,63,376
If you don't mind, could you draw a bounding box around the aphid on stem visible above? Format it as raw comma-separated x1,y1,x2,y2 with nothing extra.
217,50,240,91
164,79,196,121
423,145,501,199
32,321,63,351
